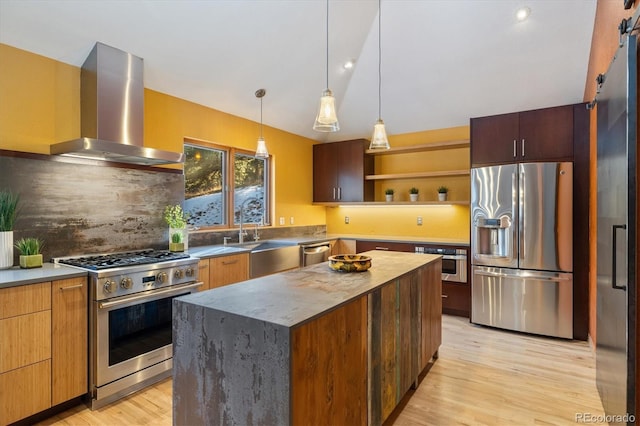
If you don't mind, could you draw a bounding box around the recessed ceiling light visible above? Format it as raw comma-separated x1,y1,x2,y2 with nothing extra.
516,6,531,22
343,59,355,70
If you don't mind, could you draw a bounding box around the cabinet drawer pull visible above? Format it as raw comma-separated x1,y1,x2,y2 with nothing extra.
441,294,449,298
375,246,389,251
521,138,525,157
513,139,517,157
222,260,239,265
60,284,83,291
337,187,342,200
333,187,336,200
199,265,208,270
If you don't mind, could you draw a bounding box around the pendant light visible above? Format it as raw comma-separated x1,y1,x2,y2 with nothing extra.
313,0,340,132
370,0,390,150
255,89,269,158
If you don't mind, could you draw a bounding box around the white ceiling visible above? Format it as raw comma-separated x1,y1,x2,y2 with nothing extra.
0,0,597,143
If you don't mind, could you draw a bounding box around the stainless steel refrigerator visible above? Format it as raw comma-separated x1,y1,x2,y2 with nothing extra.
596,32,636,424
470,162,574,339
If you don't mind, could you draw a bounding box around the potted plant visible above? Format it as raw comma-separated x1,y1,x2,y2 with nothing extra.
164,204,189,252
409,187,419,202
437,186,449,202
385,188,394,202
0,190,19,269
14,237,43,269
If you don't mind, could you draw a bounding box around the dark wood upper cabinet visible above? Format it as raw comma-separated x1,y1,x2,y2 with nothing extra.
471,104,574,167
313,139,374,202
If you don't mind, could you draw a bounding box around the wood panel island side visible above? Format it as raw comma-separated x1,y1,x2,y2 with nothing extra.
172,251,442,425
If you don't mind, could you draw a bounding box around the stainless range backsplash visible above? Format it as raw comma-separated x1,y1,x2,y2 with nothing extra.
0,153,184,262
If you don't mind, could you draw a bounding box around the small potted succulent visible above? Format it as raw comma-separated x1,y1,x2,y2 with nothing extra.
14,237,43,269
409,187,419,202
164,204,188,252
437,186,449,202
385,188,394,202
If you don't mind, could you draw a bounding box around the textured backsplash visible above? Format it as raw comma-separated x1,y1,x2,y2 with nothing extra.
0,153,184,262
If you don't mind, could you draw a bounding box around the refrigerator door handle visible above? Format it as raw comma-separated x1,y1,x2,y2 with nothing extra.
611,224,627,290
474,269,571,282
519,170,525,261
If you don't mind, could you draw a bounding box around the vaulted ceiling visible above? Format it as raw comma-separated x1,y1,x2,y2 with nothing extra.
0,0,597,143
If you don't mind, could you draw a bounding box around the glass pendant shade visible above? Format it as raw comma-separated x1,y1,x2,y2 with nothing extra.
255,137,268,158
370,119,390,150
313,89,340,132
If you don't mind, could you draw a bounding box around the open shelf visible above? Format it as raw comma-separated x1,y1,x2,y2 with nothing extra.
313,201,470,207
365,139,469,156
365,169,470,180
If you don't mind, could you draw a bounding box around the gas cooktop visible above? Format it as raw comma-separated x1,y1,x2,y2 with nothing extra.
56,249,191,271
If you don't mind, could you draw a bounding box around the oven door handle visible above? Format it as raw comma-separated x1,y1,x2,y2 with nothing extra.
441,255,467,260
98,281,203,310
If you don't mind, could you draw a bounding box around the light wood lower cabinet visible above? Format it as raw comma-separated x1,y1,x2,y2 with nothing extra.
0,360,51,425
211,254,249,288
198,259,211,290
0,277,88,424
0,282,52,425
52,277,88,405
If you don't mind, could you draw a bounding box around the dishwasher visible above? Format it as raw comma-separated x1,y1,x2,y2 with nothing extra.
300,241,332,266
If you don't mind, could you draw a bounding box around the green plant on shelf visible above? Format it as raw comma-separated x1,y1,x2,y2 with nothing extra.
171,232,184,243
437,186,449,194
385,188,394,195
409,187,419,194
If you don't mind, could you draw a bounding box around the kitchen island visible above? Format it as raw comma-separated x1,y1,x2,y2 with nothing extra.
173,250,442,425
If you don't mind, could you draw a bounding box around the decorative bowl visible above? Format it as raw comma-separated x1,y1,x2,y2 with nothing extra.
328,254,372,273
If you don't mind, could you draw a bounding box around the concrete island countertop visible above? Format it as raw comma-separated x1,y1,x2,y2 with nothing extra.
0,263,88,289
176,250,441,328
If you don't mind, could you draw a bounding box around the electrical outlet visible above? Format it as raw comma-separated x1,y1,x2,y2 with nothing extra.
345,216,350,224
417,216,423,226
290,216,294,225
279,217,285,225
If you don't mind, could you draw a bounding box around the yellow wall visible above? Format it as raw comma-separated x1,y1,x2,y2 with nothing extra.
0,44,79,153
0,43,326,228
325,126,471,241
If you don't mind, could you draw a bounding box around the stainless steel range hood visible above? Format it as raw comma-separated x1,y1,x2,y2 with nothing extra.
50,43,184,166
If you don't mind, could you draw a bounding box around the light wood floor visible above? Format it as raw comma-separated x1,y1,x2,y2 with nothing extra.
38,315,605,426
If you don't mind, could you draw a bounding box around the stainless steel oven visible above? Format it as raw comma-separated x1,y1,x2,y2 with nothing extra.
415,246,467,283
55,250,200,409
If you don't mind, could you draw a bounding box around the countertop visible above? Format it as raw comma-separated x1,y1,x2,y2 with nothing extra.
176,250,441,328
0,263,87,289
189,233,468,260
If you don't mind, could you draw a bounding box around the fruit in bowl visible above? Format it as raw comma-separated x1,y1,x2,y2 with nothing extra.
328,254,372,272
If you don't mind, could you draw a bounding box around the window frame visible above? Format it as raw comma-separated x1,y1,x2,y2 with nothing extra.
184,138,272,230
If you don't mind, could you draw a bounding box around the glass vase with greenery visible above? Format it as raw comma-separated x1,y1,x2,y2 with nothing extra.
164,204,188,251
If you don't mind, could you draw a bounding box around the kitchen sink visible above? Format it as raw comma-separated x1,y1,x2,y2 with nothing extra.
194,246,248,256
241,241,300,278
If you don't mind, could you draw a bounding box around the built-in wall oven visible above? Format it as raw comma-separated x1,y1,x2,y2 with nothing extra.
55,250,200,409
415,246,467,283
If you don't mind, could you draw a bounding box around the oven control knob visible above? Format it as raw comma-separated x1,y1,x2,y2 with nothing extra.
156,272,168,284
174,269,184,279
120,277,133,289
103,280,116,294
185,267,195,277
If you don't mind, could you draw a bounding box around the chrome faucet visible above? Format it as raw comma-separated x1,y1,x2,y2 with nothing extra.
238,197,261,244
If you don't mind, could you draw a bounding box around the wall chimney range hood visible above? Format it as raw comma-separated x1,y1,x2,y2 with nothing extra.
50,43,184,166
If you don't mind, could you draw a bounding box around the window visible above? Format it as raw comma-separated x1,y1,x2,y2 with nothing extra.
184,141,270,229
